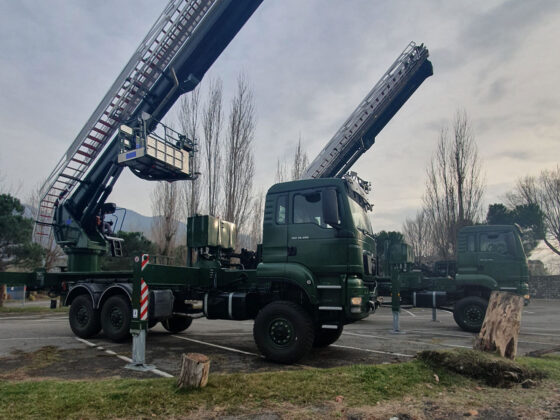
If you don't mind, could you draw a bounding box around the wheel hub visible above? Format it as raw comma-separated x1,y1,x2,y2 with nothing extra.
76,306,89,326
465,306,483,325
269,318,293,346
109,307,123,328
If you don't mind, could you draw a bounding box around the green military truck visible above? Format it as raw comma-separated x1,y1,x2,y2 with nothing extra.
0,2,435,364
375,224,530,332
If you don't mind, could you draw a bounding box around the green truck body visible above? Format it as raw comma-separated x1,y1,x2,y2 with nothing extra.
375,224,530,332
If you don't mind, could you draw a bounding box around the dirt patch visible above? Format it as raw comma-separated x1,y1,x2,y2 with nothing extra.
0,346,153,380
418,349,545,388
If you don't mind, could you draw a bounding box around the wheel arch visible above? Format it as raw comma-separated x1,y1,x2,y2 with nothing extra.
65,283,105,308
257,262,319,309
462,285,493,300
97,283,132,310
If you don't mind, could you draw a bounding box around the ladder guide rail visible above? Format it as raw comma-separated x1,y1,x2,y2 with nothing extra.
302,42,433,180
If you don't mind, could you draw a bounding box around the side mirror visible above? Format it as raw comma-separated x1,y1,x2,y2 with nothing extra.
323,189,340,228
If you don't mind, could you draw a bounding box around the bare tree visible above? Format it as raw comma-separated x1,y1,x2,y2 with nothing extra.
249,191,264,250
423,111,485,259
274,136,309,183
402,209,432,265
507,167,560,256
290,135,309,180
275,159,288,183
202,78,223,216
222,75,256,238
178,89,201,218
151,181,183,256
505,176,539,208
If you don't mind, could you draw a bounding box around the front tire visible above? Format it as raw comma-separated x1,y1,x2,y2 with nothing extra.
253,301,314,364
161,316,193,333
453,296,488,332
69,295,101,338
100,295,132,342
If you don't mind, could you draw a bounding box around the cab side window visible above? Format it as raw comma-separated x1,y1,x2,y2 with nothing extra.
467,234,475,252
479,232,515,256
293,192,326,227
275,195,287,224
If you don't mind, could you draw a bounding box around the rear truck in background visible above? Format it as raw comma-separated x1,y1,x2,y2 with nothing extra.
372,224,530,332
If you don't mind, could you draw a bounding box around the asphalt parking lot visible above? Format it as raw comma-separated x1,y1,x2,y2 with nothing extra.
1,300,559,380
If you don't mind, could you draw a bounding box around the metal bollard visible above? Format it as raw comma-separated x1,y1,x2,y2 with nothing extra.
392,310,400,332
432,291,437,322
126,254,154,372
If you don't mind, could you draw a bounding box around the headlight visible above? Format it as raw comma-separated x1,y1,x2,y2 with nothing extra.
351,297,362,306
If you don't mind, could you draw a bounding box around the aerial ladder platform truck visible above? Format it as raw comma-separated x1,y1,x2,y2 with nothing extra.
1,0,441,363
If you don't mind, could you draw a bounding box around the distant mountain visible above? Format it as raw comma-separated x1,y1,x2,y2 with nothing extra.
104,208,187,241
25,204,186,242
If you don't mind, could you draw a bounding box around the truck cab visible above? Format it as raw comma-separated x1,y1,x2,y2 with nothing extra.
381,224,530,332
252,177,373,358
455,225,529,297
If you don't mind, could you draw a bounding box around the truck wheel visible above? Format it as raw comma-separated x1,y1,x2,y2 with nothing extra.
69,295,101,338
253,301,314,364
313,326,343,348
453,296,488,333
100,295,131,342
161,316,193,333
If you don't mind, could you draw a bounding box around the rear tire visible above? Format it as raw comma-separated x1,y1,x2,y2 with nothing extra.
253,301,314,364
161,316,193,333
69,295,101,338
100,295,131,342
453,296,488,333
313,325,343,348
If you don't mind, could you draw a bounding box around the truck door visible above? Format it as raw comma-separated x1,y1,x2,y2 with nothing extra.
261,194,288,263
287,190,346,278
477,231,521,290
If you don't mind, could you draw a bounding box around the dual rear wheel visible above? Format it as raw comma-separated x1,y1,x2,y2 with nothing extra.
69,294,192,341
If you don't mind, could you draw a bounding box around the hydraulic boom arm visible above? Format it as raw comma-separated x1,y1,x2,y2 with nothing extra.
34,0,263,262
302,42,433,180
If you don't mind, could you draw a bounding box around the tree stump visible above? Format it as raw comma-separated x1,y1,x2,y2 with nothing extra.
176,353,210,389
474,291,524,359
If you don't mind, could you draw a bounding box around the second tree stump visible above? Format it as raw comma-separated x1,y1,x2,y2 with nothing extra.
177,353,210,389
474,291,524,359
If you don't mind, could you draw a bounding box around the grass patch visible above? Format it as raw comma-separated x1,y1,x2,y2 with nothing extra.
0,359,469,419
0,306,68,314
0,351,558,419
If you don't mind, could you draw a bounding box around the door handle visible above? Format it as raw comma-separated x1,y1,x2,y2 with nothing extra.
287,246,297,256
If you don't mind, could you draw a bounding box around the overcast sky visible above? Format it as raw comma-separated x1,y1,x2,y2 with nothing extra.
1,0,559,232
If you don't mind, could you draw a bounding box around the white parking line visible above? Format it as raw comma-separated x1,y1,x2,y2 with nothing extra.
342,331,471,349
171,334,312,369
74,338,173,378
0,316,68,321
403,309,416,317
171,335,259,357
331,344,414,358
405,329,558,346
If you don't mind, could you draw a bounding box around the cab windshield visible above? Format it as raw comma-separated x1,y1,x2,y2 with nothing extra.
348,197,373,236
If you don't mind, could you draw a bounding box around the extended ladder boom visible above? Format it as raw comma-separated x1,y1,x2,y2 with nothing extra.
34,0,263,245
302,42,433,180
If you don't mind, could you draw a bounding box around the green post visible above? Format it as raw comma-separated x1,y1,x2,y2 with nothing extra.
391,266,401,333
126,254,153,371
